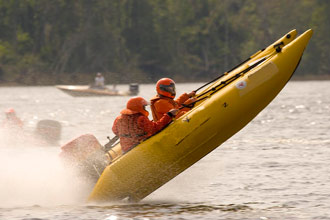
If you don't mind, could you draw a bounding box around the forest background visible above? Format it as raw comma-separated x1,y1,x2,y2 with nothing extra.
0,0,329,86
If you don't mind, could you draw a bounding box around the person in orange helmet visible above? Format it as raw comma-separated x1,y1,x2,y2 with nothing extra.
112,96,178,153
150,78,196,121
1,108,23,129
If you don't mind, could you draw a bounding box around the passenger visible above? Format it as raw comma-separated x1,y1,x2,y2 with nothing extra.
112,96,178,153
150,78,196,121
94,72,105,89
1,108,23,130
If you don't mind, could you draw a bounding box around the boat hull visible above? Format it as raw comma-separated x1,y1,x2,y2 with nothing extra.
88,29,313,202
55,85,136,97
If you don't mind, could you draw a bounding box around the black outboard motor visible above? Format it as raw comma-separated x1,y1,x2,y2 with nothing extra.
34,119,62,145
129,83,139,95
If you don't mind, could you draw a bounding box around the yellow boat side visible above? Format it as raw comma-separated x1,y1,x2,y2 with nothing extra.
88,29,313,203
199,29,298,95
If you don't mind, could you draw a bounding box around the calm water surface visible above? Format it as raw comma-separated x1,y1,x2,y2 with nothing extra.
0,81,329,220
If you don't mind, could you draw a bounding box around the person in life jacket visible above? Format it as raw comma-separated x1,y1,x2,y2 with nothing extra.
1,108,23,129
150,78,196,121
93,72,105,89
112,96,178,153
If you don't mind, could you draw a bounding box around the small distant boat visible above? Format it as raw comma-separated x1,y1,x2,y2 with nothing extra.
55,83,139,97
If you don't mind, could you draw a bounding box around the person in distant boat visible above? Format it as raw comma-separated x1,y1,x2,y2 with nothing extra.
1,108,23,130
93,72,105,89
112,96,178,153
150,78,196,122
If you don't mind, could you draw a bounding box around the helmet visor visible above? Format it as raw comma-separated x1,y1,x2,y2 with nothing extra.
159,83,176,96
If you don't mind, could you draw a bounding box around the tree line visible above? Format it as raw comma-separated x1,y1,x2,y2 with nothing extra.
0,0,329,85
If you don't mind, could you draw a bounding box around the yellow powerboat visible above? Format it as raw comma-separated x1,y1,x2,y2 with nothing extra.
87,29,313,202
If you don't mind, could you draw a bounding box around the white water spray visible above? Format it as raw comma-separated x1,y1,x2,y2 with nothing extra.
0,129,92,207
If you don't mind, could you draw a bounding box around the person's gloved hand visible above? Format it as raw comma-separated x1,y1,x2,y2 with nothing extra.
187,91,196,98
183,97,197,106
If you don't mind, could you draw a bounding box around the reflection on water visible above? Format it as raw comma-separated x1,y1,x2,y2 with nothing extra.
0,202,255,220
88,203,252,219
0,81,330,219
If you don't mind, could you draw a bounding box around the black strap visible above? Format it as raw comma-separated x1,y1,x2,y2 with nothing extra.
182,55,271,109
193,47,267,93
119,132,147,138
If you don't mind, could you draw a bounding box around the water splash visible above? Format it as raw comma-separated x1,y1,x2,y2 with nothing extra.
0,129,92,207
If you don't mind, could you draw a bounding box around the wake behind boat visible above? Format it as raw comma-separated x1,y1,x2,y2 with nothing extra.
55,84,139,97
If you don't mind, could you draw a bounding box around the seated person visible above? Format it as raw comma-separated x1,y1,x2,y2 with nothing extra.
93,72,105,89
1,108,23,130
150,78,196,121
112,96,178,153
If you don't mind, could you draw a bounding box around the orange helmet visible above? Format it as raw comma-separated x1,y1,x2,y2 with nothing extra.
120,96,149,117
156,78,176,98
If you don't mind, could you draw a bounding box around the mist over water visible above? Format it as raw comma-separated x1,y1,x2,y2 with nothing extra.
0,82,329,219
0,130,91,207
0,84,154,209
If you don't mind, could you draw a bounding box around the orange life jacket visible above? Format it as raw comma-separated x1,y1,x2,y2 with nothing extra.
112,114,148,152
150,96,178,121
150,93,191,121
112,112,173,152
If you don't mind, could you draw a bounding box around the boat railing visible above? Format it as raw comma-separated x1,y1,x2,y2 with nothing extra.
193,47,282,107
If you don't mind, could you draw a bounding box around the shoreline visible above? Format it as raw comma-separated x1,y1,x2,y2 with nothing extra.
1,74,330,87
291,74,330,81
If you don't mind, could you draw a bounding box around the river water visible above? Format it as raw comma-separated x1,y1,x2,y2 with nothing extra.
0,81,329,220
